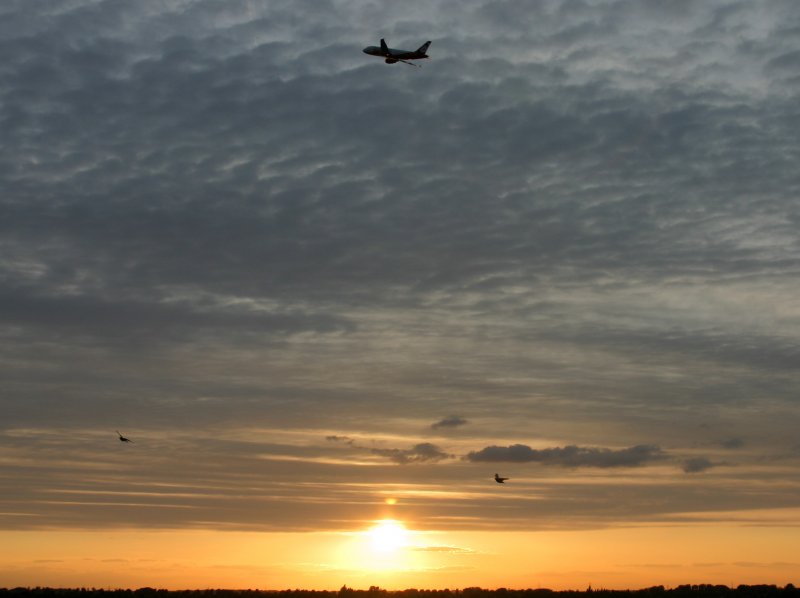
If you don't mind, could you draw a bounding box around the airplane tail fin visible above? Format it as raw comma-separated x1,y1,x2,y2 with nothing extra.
380,38,389,54
416,41,431,55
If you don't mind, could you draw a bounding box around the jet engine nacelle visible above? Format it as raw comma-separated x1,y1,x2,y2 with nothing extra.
385,58,397,64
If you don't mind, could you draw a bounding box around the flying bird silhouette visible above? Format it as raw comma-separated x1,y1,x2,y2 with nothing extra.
494,473,508,483
116,430,133,443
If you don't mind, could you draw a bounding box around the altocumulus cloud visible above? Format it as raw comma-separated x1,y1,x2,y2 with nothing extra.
466,444,666,468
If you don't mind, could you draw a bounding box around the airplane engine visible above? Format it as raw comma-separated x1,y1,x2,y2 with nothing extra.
385,58,397,64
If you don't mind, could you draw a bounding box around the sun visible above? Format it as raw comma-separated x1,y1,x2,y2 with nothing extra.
333,519,426,575
367,519,410,553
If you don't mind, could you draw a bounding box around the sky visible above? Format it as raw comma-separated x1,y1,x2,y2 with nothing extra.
1,0,799,590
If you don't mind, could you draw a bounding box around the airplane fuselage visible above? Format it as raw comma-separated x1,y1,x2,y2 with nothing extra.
362,46,427,59
363,39,431,65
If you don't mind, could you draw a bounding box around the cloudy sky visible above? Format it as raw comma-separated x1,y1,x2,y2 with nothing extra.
1,0,799,590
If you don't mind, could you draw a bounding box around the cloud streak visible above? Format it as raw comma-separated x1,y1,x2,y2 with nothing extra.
371,443,453,465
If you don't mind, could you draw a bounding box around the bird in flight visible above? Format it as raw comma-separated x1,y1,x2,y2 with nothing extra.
494,473,509,483
116,430,133,443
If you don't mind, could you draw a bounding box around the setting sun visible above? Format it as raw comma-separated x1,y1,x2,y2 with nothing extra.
331,518,424,578
367,519,410,553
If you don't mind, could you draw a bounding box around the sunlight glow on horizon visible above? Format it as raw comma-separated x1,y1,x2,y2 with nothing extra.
1,525,799,589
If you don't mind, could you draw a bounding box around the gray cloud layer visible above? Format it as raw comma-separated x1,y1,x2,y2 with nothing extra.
1,0,799,532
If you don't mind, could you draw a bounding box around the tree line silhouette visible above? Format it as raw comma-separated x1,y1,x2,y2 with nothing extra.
0,585,797,598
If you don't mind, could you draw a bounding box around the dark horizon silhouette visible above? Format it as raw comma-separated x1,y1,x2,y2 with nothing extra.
1,583,798,598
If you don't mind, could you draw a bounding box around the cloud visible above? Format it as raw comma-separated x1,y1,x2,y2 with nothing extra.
682,457,716,474
411,546,475,554
721,438,745,450
0,287,355,349
325,436,452,464
466,444,667,468
325,435,355,445
431,415,469,430
371,442,452,465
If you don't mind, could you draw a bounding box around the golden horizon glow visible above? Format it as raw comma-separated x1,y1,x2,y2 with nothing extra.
1,525,799,590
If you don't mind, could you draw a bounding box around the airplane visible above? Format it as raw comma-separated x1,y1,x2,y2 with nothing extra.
494,473,509,484
362,38,431,67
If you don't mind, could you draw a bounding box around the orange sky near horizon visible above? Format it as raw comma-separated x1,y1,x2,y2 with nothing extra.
1,521,798,591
